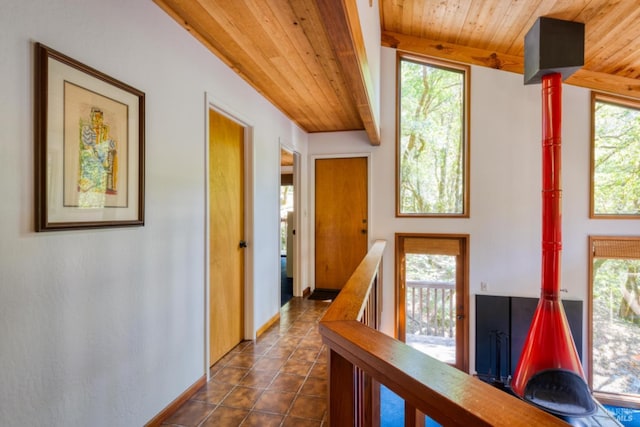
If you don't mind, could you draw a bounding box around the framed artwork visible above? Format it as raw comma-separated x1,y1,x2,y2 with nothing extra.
34,43,145,231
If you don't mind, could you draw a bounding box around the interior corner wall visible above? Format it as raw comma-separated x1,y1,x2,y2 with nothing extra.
0,1,307,425
308,46,640,375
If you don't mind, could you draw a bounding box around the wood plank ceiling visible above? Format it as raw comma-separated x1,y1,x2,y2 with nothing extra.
154,0,640,145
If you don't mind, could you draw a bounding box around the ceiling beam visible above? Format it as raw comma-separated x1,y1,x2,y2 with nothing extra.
382,31,640,100
317,0,381,145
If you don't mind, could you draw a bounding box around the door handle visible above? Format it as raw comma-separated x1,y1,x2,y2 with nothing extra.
239,240,247,248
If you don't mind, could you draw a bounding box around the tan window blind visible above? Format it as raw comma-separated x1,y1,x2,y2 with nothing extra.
592,238,640,260
403,237,460,256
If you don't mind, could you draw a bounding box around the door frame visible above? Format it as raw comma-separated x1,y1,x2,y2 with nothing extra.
309,153,372,291
278,140,303,297
395,233,469,372
204,94,254,377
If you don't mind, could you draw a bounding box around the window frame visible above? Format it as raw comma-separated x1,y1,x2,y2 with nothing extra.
588,235,640,409
395,53,471,218
590,92,640,219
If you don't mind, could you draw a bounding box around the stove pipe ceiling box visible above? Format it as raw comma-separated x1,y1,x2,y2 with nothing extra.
524,17,585,85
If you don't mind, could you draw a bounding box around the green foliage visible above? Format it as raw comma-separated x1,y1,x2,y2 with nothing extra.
399,59,465,214
406,254,455,282
593,258,640,324
594,259,626,313
593,100,640,215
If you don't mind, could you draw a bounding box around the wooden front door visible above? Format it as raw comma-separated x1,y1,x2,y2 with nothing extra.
209,109,244,366
315,157,368,290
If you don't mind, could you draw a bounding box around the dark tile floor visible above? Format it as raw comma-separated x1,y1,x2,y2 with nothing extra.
162,297,331,427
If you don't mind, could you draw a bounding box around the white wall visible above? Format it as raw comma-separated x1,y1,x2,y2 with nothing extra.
0,0,305,425
308,46,640,374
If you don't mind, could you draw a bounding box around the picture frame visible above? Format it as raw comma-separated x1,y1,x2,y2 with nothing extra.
34,43,145,231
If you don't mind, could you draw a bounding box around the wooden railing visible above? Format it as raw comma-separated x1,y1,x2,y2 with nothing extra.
319,240,570,427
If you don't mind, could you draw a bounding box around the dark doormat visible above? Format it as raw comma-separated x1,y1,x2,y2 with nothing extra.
308,288,341,301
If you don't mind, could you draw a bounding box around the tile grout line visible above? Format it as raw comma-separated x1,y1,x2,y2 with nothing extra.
166,299,329,427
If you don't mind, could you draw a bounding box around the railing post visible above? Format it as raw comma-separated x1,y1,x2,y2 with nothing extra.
420,288,424,334
449,291,457,337
369,379,380,427
441,288,445,336
411,287,416,333
426,288,430,334
329,348,354,426
404,403,425,427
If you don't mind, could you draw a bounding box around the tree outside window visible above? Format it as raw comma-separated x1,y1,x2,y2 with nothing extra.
397,55,469,216
591,93,640,218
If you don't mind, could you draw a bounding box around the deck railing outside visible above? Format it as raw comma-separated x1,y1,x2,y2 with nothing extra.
406,280,455,338
406,280,456,365
319,239,570,426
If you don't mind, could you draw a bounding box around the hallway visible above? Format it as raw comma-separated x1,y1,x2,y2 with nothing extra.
161,297,331,427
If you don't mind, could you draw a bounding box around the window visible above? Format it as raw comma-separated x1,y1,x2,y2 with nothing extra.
397,55,469,217
589,236,640,406
591,93,640,218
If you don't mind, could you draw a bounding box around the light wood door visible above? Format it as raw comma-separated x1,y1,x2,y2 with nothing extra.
209,109,244,366
315,157,368,290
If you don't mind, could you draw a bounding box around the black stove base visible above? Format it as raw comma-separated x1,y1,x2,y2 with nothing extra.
476,376,623,426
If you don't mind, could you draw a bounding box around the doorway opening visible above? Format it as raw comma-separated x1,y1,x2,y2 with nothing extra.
280,146,295,306
395,233,469,371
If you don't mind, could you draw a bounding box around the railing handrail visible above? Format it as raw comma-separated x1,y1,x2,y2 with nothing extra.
406,279,455,290
320,320,570,426
319,239,570,427
321,240,386,323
